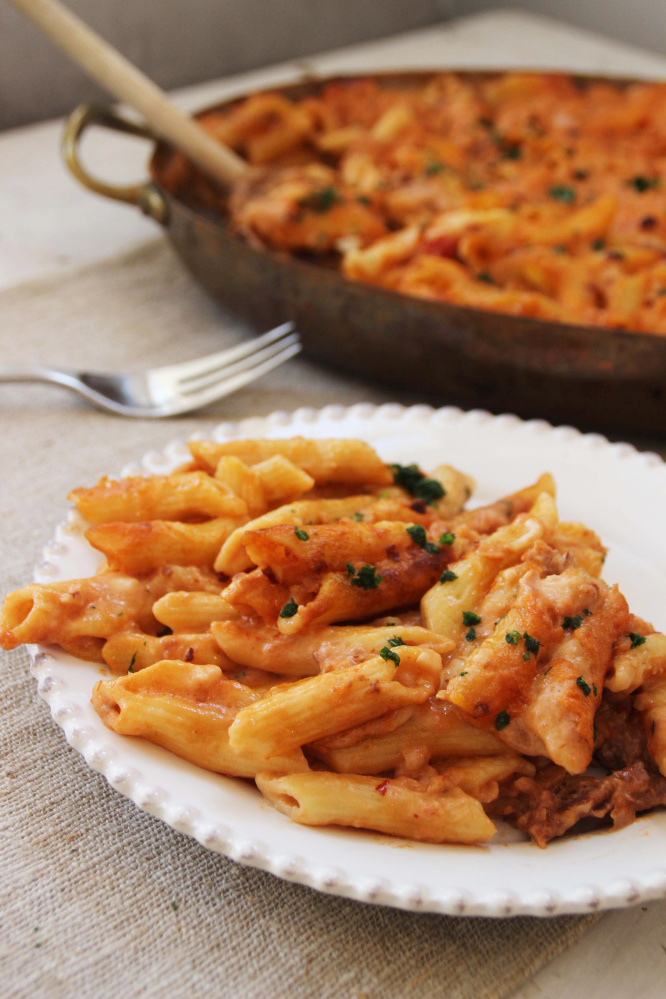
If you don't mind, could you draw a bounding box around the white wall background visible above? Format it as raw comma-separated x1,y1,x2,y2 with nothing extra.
1,1,664,130
456,1,666,57
0,0,454,129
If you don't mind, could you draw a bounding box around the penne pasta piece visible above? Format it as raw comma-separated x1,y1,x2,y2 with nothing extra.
92,660,308,776
255,771,496,843
434,754,536,803
69,472,247,524
252,455,316,504
635,677,666,778
310,699,503,774
152,591,236,633
449,474,555,538
422,492,557,641
228,646,442,758
232,519,455,633
606,632,666,693
188,437,392,486
101,629,232,674
551,521,606,578
214,495,377,575
424,464,475,518
211,619,452,677
0,573,159,654
86,517,243,575
213,457,267,516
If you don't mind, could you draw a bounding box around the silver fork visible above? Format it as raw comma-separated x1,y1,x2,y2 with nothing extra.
0,322,300,417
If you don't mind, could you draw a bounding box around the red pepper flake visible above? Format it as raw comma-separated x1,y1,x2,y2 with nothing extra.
184,647,194,662
640,215,658,230
375,780,390,796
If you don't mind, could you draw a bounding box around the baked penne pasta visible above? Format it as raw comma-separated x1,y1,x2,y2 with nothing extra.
2,434,664,848
251,454,316,504
0,574,159,655
93,660,308,776
606,632,666,693
230,519,457,633
101,629,232,674
69,472,247,524
189,437,392,485
152,591,236,633
86,517,243,574
214,495,377,575
422,492,557,641
310,699,504,774
212,619,452,677
434,754,536,803
255,771,496,843
228,647,442,758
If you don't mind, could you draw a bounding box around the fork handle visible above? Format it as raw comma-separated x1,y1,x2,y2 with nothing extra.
0,364,78,386
0,364,94,405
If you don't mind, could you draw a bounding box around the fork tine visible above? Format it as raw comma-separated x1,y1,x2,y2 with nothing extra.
176,333,301,395
170,322,295,383
172,341,302,412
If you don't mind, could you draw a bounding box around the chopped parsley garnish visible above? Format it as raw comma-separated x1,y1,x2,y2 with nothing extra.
496,711,510,731
424,161,444,175
478,118,521,159
356,195,371,206
299,186,341,212
171,901,179,912
279,597,298,618
391,463,445,505
576,676,592,696
352,511,365,522
592,237,605,251
501,142,522,161
562,609,592,630
406,524,439,554
505,631,521,646
294,527,309,541
379,646,400,666
439,531,455,546
440,569,458,583
549,185,576,204
523,653,530,660
523,632,541,656
465,628,476,642
462,611,482,627
459,670,468,676
387,636,405,648
630,632,647,648
348,564,383,589
477,270,495,284
128,652,136,674
593,683,598,696
629,175,660,193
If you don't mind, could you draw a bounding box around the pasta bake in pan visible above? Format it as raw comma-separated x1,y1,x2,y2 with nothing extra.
3,436,666,847
159,72,666,335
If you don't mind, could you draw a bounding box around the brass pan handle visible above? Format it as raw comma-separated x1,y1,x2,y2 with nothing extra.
62,104,168,223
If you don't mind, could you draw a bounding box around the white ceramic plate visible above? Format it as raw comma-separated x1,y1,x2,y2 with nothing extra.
29,403,666,918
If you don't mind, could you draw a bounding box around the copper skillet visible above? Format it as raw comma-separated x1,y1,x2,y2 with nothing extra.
63,71,666,434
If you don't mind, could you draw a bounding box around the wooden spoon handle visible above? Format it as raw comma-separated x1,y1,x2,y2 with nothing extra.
8,0,250,187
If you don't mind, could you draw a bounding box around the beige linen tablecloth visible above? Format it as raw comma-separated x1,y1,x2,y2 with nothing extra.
0,240,600,999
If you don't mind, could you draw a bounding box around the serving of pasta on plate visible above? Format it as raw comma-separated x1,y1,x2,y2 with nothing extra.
3,427,666,852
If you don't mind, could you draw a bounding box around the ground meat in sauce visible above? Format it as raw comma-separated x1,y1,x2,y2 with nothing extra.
488,760,666,847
